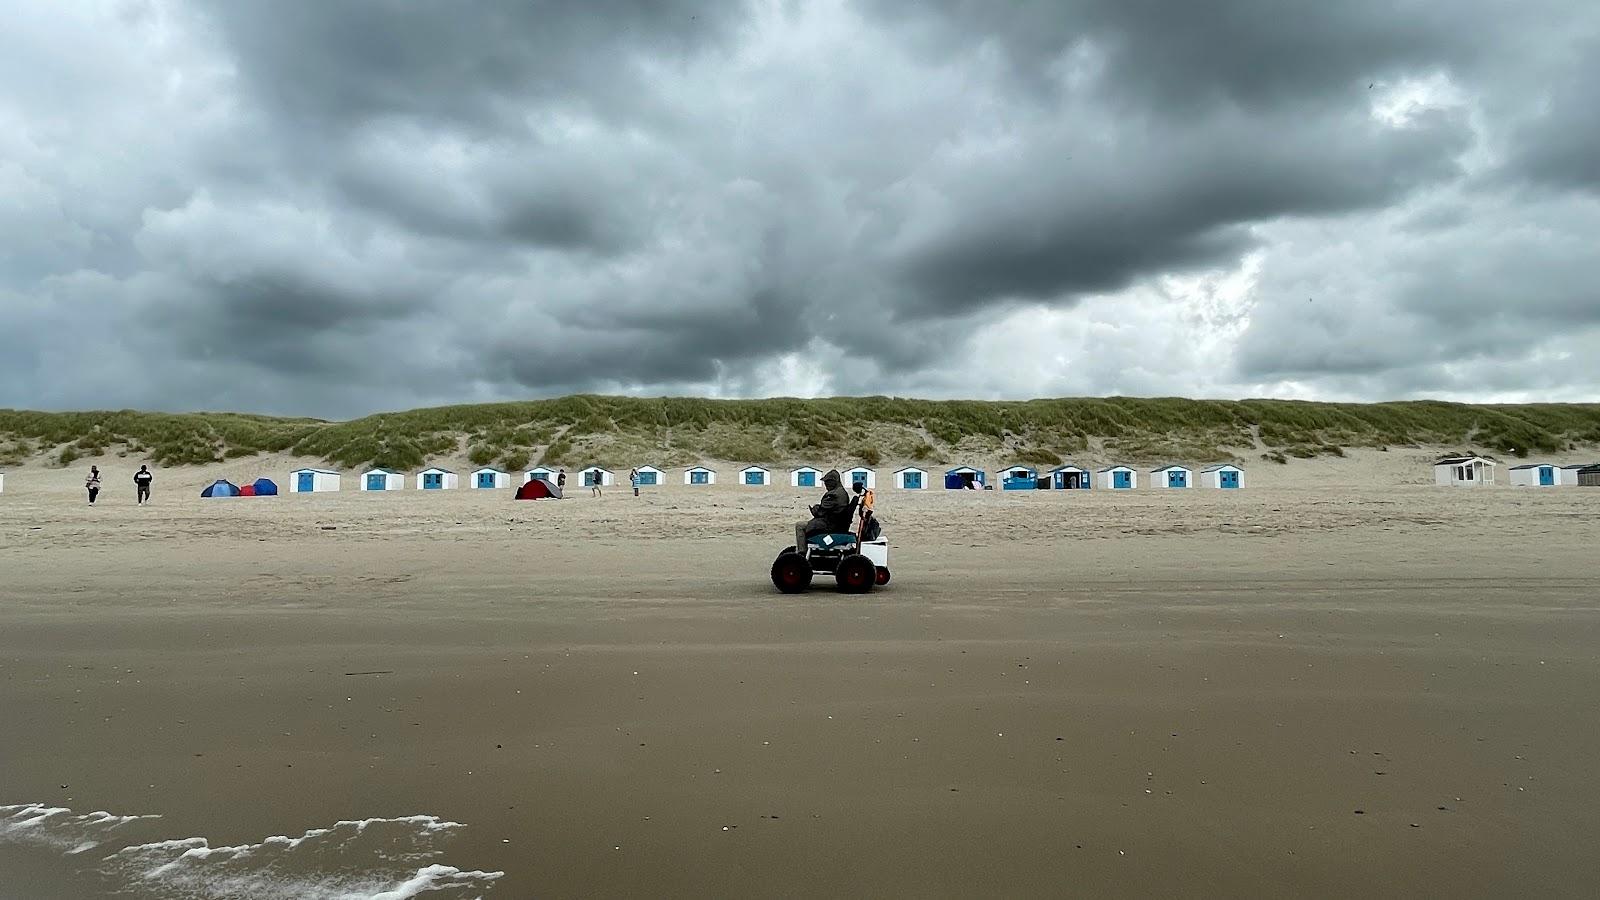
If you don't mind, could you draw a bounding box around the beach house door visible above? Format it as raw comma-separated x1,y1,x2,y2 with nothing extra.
1220,470,1239,489
904,471,921,489
1114,470,1131,489
1539,466,1555,486
297,472,315,492
477,472,495,488
691,470,708,484
639,470,657,485
852,471,868,489
1169,470,1186,488
423,473,441,489
744,470,764,485
797,470,816,487
365,473,385,491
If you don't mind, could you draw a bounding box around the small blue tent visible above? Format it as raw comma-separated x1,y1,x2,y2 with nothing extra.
251,478,279,496
201,479,240,498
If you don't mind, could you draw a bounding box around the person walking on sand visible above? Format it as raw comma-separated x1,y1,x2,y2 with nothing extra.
629,468,640,497
134,464,153,505
86,466,102,504
557,469,566,492
591,471,603,498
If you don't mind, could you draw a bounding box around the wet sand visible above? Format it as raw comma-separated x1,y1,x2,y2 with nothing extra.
3,462,1599,897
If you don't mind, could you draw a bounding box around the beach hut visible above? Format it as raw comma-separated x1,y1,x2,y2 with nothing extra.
0,471,5,493
1151,465,1192,489
1000,466,1040,490
1099,465,1137,489
200,479,240,498
1201,464,1244,489
361,468,404,491
472,467,510,489
945,466,986,489
684,466,717,485
579,466,614,488
418,467,458,490
633,465,663,487
1052,465,1093,490
1577,464,1600,487
739,465,771,486
893,466,928,490
1433,456,1496,486
288,468,340,493
790,466,822,488
846,466,876,490
524,467,555,484
1509,464,1558,487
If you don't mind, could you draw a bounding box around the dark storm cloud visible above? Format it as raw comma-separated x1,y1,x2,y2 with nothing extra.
4,0,1600,416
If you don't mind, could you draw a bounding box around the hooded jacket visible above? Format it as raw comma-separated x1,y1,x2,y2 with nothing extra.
809,469,854,531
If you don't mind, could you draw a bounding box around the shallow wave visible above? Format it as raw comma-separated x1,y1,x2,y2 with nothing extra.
2,803,502,899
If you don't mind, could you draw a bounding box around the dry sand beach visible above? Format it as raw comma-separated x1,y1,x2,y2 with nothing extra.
3,451,1599,897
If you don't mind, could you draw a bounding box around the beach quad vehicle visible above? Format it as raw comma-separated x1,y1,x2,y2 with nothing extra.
770,531,890,594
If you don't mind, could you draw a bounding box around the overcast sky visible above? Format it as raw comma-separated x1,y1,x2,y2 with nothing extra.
3,1,1598,418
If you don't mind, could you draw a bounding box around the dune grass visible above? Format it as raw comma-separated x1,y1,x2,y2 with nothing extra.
3,396,1599,469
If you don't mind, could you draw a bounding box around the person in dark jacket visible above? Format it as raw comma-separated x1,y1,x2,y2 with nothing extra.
795,469,853,555
134,465,153,504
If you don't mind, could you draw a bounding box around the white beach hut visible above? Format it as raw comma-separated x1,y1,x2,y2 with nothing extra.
418,467,458,490
360,468,404,491
471,467,510,489
1200,464,1244,489
944,466,986,489
288,468,340,493
579,466,614,488
633,465,664,487
846,466,876,490
1434,455,1496,486
1051,464,1092,490
739,465,771,486
1099,465,1137,489
893,466,928,490
524,466,555,484
790,466,822,488
1150,465,1193,489
0,471,5,493
684,465,717,485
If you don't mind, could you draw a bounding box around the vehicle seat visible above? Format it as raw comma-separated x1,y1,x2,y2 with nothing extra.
808,533,859,548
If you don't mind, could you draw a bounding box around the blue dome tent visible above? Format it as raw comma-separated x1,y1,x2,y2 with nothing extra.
250,478,279,496
201,479,240,498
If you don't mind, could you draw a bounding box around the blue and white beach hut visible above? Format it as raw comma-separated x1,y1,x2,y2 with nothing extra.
846,466,876,490
524,466,554,484
472,467,510,489
289,468,341,493
684,466,717,486
1200,464,1243,489
944,466,986,489
1150,465,1192,489
1000,466,1040,490
1099,465,1137,489
361,468,404,491
739,465,771,486
418,467,458,490
1051,465,1092,490
791,466,821,488
633,465,663,487
893,466,928,490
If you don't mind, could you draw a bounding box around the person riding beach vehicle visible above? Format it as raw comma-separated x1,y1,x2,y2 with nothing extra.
853,481,879,542
795,469,854,556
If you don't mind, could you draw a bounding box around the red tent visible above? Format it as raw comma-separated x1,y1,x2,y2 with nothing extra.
515,477,562,500
239,483,257,496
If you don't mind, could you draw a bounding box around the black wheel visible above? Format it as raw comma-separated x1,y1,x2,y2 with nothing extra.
771,552,813,594
875,567,891,586
836,554,875,594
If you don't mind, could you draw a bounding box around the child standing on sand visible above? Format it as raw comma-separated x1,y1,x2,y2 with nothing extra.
630,468,639,497
86,466,101,504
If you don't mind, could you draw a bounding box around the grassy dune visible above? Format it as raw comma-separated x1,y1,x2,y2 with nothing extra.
4,396,1600,471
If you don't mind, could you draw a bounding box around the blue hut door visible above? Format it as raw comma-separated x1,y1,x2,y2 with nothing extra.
639,471,657,485
1168,470,1186,488
798,471,816,488
297,472,314,492
1539,466,1555,486
904,471,921,489
477,472,495,488
852,471,868,489
366,473,385,491
1220,470,1239,489
744,470,764,485
423,473,441,489
1114,470,1131,489
691,470,708,485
